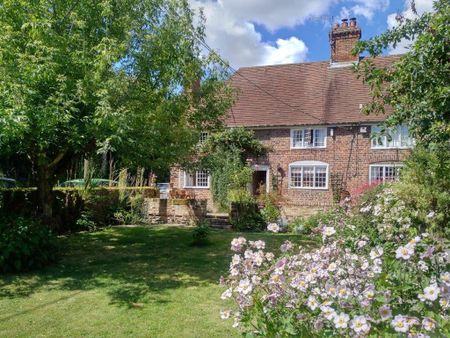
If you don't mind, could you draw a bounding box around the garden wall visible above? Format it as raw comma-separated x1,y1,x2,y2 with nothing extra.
143,198,207,225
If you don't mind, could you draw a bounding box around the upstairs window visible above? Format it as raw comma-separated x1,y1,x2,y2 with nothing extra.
184,170,209,188
369,164,402,184
371,125,414,149
289,161,329,189
291,128,327,149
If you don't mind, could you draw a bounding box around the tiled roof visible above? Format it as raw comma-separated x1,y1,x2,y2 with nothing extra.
225,55,399,127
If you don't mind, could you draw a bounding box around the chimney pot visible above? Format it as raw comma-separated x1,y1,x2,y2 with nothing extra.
330,17,361,63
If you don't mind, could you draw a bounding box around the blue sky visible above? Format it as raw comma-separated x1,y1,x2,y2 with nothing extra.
189,0,434,68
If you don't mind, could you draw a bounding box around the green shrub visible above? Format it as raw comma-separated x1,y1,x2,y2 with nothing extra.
192,220,210,246
287,216,311,235
0,216,58,273
259,192,281,224
76,211,97,232
230,200,265,232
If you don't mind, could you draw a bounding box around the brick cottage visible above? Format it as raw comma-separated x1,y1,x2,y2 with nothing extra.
170,18,413,219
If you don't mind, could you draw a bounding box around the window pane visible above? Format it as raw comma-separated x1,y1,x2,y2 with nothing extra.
400,125,413,147
303,129,313,147
370,166,384,183
315,166,327,188
290,166,302,187
314,129,326,147
196,171,209,187
199,132,208,144
302,166,314,187
292,130,303,148
185,172,195,187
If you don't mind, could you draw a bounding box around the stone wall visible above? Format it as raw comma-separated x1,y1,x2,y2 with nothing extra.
143,198,207,225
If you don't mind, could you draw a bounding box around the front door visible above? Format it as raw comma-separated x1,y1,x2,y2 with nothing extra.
252,170,267,196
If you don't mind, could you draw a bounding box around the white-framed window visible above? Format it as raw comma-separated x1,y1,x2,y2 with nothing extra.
371,125,414,149
184,170,210,188
199,132,209,144
369,164,403,183
291,128,327,149
288,161,329,189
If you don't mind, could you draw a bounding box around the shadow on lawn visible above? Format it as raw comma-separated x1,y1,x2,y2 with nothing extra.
0,226,314,309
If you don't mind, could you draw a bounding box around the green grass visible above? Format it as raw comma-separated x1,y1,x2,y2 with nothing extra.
0,226,315,337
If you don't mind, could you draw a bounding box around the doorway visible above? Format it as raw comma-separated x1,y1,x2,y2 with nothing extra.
251,165,269,196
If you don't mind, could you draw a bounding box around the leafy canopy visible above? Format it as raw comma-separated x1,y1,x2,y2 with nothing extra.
0,0,233,181
354,0,450,145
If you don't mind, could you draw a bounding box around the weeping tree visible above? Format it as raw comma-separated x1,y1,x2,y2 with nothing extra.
0,0,233,224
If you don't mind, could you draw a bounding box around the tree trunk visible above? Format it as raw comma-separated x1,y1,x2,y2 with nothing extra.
37,165,54,226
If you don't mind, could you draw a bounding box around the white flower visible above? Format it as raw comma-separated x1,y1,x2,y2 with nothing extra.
320,305,336,320
391,315,410,333
370,246,384,260
322,226,336,237
439,297,449,309
358,240,367,248
395,245,414,260
420,284,440,301
236,278,252,295
441,272,450,285
249,240,265,250
231,237,246,252
231,254,240,267
378,305,392,321
220,310,231,320
307,296,319,311
426,211,435,219
422,317,436,331
267,223,280,233
333,312,350,328
350,316,370,333
328,262,337,272
221,288,232,300
265,252,275,261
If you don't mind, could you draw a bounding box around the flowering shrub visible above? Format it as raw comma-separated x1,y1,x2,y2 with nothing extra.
220,188,449,336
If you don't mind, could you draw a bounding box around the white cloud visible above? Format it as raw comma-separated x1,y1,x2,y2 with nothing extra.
340,0,390,21
387,0,434,54
190,0,393,68
264,37,308,65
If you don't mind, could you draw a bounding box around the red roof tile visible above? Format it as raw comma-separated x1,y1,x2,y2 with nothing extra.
225,56,399,127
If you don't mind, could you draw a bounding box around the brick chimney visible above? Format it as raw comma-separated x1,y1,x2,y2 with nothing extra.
330,18,361,63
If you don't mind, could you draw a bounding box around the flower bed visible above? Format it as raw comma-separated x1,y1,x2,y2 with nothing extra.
220,187,449,336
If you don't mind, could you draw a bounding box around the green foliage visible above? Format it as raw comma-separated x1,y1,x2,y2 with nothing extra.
230,200,265,232
259,192,281,224
191,220,210,246
287,216,310,235
196,128,267,210
392,145,450,236
76,211,97,232
0,216,58,272
354,0,450,145
113,193,146,225
0,0,233,220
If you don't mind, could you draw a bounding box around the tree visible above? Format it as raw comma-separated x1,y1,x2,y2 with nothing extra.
0,0,233,224
354,0,449,145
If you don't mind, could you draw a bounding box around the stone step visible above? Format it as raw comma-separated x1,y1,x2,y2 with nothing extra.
205,213,232,229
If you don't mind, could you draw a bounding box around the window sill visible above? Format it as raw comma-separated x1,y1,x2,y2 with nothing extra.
183,186,210,189
290,146,327,150
288,187,329,191
371,146,413,150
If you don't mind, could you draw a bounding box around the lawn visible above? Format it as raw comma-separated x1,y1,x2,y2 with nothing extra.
0,226,315,337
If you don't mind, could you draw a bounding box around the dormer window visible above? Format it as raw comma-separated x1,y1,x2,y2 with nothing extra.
291,128,327,149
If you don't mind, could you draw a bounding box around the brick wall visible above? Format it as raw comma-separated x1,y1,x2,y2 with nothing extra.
169,125,410,218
